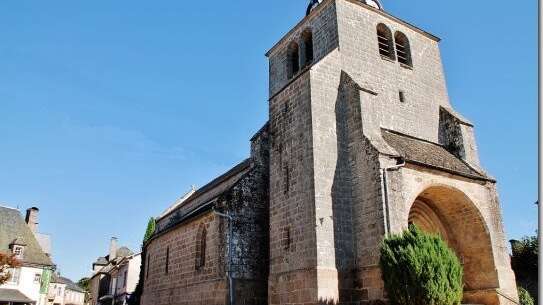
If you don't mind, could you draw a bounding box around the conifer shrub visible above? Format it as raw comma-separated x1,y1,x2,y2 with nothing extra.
379,225,464,305
518,287,534,305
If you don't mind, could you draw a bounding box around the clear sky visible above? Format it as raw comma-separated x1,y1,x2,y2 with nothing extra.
0,1,537,281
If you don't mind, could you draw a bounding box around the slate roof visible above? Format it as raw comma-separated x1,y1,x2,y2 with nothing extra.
0,288,35,303
115,247,134,258
93,256,108,266
157,158,252,222
0,206,54,267
51,274,85,293
382,129,488,180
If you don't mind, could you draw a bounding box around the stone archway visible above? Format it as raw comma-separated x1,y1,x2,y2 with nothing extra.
408,185,500,303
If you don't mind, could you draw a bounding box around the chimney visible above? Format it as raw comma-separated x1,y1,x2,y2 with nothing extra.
109,237,118,261
25,207,39,233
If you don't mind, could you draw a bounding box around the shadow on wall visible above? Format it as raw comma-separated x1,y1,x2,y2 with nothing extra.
331,71,361,303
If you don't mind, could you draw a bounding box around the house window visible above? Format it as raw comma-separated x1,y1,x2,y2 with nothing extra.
124,271,128,287
395,31,412,67
7,268,20,284
165,246,170,275
195,225,207,270
301,29,314,67
57,287,62,296
34,273,41,283
287,41,300,79
377,23,395,60
13,246,24,259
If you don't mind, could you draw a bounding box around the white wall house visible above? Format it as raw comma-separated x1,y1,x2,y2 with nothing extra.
110,254,141,305
48,274,85,305
0,206,56,305
88,238,140,305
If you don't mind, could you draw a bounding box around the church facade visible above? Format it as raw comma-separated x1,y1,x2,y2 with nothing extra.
140,1,519,305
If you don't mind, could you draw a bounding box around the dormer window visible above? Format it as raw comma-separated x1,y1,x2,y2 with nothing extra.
13,246,24,259
10,238,26,260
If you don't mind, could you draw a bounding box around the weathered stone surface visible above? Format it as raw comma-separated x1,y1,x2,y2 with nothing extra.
141,1,518,305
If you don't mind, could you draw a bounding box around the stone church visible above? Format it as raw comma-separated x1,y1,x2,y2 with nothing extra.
140,1,519,305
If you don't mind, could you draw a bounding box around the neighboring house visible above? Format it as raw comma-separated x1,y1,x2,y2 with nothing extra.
109,254,140,305
48,274,85,305
0,206,55,305
88,239,140,305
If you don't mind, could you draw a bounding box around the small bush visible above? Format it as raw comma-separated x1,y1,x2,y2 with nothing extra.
380,225,464,305
518,287,534,305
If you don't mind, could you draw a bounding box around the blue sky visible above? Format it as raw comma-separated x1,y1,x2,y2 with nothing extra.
0,1,537,281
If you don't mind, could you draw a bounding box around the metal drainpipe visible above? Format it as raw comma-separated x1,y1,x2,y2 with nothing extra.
381,158,406,236
213,210,235,305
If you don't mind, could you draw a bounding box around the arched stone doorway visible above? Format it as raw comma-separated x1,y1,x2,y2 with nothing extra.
408,185,500,302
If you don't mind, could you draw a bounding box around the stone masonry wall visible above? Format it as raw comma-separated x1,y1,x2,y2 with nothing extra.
385,165,518,305
267,1,345,303
215,126,270,305
142,213,228,305
142,126,270,305
268,0,339,98
336,0,451,143
268,70,319,304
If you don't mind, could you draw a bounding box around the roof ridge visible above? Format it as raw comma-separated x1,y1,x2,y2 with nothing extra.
0,204,20,211
157,158,252,221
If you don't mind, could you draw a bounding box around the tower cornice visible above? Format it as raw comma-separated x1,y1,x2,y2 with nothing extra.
265,0,440,58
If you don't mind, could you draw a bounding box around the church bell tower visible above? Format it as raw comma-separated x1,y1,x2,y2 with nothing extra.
266,1,519,304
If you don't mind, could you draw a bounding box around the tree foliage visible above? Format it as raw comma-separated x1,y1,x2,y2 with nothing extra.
518,287,535,305
77,277,90,291
77,277,91,303
0,252,21,285
511,234,538,302
128,218,155,305
380,225,464,305
143,218,156,244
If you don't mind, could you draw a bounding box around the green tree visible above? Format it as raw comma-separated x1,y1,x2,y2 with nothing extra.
77,277,91,303
143,218,156,244
77,277,90,290
128,218,155,305
511,234,538,302
380,225,464,305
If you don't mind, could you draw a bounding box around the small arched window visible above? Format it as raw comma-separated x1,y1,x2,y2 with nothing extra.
301,29,314,67
395,31,412,67
287,41,300,79
377,24,395,60
195,225,207,270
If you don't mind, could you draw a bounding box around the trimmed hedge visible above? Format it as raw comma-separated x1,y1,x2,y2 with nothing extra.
380,225,464,305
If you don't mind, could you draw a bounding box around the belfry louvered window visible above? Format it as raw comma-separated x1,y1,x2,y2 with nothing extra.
377,24,395,60
395,31,412,67
301,29,314,68
287,41,300,79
